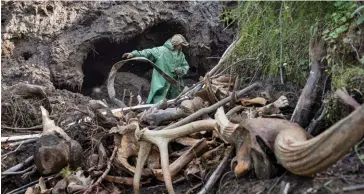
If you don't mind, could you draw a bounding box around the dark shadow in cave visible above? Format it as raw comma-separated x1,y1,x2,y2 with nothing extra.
81,21,200,98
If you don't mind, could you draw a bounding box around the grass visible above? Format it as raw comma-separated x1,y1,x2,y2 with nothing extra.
222,2,335,87
221,1,364,126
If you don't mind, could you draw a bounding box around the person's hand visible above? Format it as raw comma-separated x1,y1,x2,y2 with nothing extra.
122,53,135,59
174,67,184,76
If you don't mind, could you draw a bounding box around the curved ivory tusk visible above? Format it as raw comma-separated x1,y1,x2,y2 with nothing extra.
275,104,364,176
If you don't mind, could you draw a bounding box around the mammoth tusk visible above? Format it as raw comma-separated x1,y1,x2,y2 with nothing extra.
275,104,364,176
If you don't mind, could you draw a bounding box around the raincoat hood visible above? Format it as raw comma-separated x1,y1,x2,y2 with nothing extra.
163,39,174,50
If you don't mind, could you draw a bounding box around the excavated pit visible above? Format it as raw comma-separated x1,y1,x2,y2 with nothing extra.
81,22,201,102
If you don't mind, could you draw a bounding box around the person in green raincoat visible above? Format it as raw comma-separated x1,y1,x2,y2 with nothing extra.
122,34,190,104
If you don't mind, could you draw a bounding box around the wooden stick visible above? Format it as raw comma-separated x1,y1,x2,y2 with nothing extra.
279,181,290,194
5,139,37,147
122,89,126,103
6,174,59,194
84,145,117,194
229,76,240,109
104,175,151,185
164,83,261,130
342,184,364,192
307,103,328,134
2,165,34,175
1,134,40,142
2,141,25,158
290,58,326,128
208,40,237,76
197,146,233,194
1,125,42,131
2,156,34,178
279,1,285,85
129,90,133,107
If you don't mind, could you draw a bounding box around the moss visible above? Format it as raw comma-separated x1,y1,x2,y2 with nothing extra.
332,65,364,91
325,66,364,125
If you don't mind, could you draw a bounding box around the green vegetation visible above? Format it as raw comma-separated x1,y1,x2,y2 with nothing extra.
332,66,364,91
220,1,364,89
60,165,81,177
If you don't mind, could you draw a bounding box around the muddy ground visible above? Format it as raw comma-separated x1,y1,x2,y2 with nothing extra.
1,79,363,194
1,1,364,194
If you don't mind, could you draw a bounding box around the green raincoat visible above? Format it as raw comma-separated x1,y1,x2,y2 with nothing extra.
131,39,189,104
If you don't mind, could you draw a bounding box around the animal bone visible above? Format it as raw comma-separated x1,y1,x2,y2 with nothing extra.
240,97,267,106
273,96,289,108
2,83,48,100
257,95,288,115
180,97,205,113
232,132,251,177
260,113,288,120
174,137,202,147
134,120,216,194
164,82,261,130
134,107,236,194
232,102,364,178
144,108,189,126
111,120,157,176
275,104,364,176
232,118,305,179
152,138,209,180
104,175,150,185
184,158,204,180
214,107,240,144
133,141,152,194
201,143,225,161
34,106,83,175
88,100,108,111
53,170,92,194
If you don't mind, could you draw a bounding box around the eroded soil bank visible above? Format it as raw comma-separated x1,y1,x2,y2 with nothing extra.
1,1,363,194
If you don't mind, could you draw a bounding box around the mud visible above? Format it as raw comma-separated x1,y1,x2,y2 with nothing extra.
2,1,364,194
87,72,151,107
2,1,234,93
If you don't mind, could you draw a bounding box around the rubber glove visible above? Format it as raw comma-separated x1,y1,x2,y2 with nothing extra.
122,53,135,59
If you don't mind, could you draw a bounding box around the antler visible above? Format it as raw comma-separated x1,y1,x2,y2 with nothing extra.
134,107,237,194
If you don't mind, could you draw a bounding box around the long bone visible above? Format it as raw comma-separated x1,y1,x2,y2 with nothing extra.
152,138,209,180
164,82,261,130
134,108,237,194
275,103,364,176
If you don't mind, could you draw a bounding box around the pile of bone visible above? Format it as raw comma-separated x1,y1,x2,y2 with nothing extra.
8,75,363,194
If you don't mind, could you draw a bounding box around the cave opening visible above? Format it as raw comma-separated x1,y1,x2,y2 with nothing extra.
81,21,199,100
